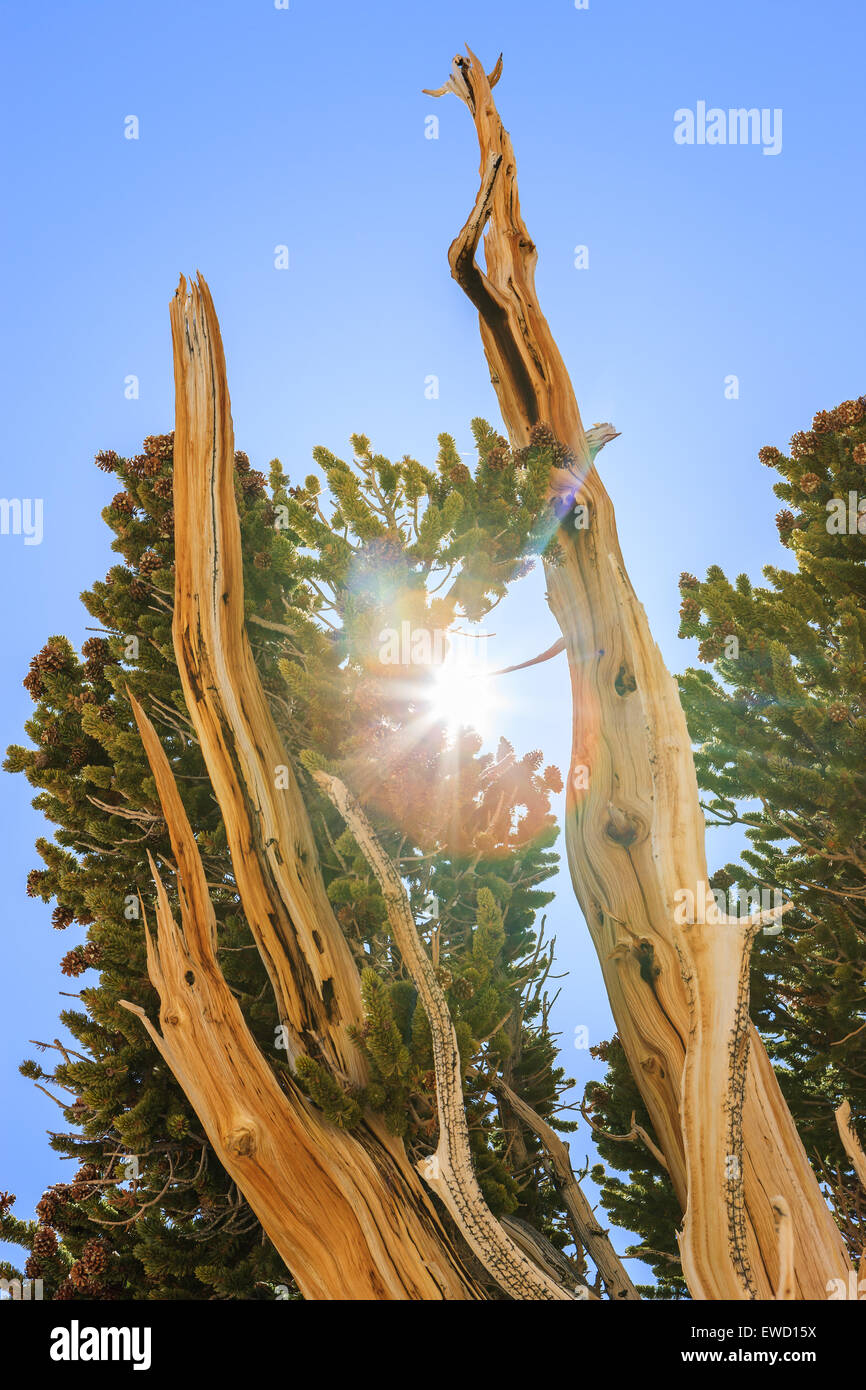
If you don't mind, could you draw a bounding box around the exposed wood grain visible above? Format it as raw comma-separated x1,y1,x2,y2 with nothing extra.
121,695,480,1300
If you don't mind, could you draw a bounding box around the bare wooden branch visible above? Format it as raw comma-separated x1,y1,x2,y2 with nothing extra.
315,769,584,1302
168,274,365,1083
493,1075,639,1299
835,1099,866,1191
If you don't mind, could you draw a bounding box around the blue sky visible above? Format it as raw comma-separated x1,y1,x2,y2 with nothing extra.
1,0,864,1284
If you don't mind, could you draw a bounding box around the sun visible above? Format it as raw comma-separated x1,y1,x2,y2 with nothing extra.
430,657,497,737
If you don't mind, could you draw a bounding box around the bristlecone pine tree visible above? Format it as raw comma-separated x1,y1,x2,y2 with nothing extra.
588,396,866,1297
2,418,610,1300
3,47,864,1300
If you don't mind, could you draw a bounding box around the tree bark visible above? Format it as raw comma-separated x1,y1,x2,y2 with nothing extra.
426,46,851,1299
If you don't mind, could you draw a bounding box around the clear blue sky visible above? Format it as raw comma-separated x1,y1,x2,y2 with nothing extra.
1,0,864,1283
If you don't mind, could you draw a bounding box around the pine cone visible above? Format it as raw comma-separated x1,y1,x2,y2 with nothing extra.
828,702,850,723
486,445,511,472
36,1191,60,1224
24,1256,43,1279
447,463,472,486
94,449,120,473
143,432,174,464
68,1164,99,1201
241,469,267,498
139,549,162,575
22,668,45,698
33,1225,58,1259
110,491,135,515
68,744,89,770
60,948,87,978
698,637,724,663
51,906,74,930
529,422,557,450
799,472,820,494
26,869,49,899
69,1260,88,1288
679,572,700,590
811,409,835,434
835,397,866,427
789,430,819,459
758,445,781,465
80,1237,108,1278
450,976,475,1000
152,475,173,499
253,551,271,569
775,509,795,535
36,640,72,673
234,450,251,475
53,1281,76,1300
853,443,866,466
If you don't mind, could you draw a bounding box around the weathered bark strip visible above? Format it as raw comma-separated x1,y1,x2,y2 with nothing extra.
168,274,364,1084
835,1100,866,1191
428,47,852,1298
493,1076,639,1300
121,696,480,1301
315,771,582,1301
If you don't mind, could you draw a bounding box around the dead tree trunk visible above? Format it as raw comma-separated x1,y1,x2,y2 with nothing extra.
425,47,850,1299
121,276,481,1301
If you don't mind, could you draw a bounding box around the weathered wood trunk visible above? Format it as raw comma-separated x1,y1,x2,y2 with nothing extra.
121,276,481,1301
426,47,851,1299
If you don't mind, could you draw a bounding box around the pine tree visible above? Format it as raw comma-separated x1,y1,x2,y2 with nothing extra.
588,395,866,1292
2,422,593,1298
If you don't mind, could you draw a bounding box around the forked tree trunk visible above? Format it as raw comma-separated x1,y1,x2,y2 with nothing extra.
424,47,851,1299
121,276,481,1301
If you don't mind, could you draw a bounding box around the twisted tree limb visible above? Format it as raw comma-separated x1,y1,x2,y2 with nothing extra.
169,275,364,1084
315,770,586,1301
492,1075,639,1300
835,1099,866,1191
427,46,851,1299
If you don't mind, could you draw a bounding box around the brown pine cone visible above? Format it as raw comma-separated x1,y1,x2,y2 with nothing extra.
36,1190,60,1224
33,1226,58,1259
799,472,820,493
241,469,267,497
52,1281,76,1300
110,491,135,515
80,1237,109,1278
828,702,850,723
789,430,818,459
139,549,162,575
758,445,781,465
